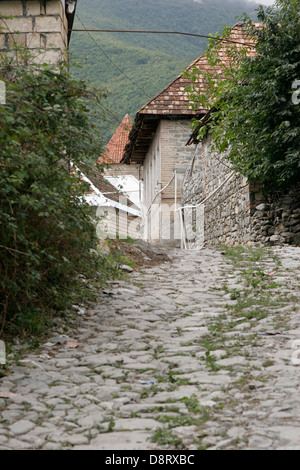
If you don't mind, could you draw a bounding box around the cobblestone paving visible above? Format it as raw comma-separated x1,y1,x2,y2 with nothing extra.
1,245,300,450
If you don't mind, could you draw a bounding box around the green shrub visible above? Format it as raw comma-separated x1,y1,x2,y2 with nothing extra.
0,48,109,336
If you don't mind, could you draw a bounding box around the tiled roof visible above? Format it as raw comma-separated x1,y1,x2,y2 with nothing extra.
98,114,133,164
122,23,258,164
139,23,256,117
137,58,207,117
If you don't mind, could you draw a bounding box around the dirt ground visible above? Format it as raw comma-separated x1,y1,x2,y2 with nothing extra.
107,238,171,270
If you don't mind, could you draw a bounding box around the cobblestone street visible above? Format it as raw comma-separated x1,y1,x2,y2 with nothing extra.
1,244,300,450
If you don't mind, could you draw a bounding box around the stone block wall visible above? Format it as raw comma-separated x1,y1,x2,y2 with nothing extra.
182,134,300,248
182,135,254,247
203,173,250,246
159,119,195,201
0,0,68,63
250,185,300,246
181,145,203,207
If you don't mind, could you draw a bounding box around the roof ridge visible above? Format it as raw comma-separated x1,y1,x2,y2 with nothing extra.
138,52,206,114
138,22,256,115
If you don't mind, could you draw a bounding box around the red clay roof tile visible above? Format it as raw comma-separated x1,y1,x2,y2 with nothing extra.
98,114,133,164
138,23,256,117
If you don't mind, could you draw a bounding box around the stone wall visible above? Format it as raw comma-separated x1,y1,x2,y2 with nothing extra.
250,185,300,246
181,146,203,207
204,173,253,246
159,119,195,201
0,0,68,63
182,134,300,248
182,171,253,249
182,135,253,248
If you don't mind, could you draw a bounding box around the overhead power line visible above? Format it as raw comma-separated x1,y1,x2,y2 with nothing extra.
73,15,255,161
70,28,256,47
74,15,199,153
75,15,154,100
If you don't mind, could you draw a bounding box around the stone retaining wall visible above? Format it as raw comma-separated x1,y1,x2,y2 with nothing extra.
182,135,300,248
250,185,300,246
204,173,252,246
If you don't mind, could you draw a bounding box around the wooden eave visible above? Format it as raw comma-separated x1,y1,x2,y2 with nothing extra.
186,105,217,146
122,112,202,165
122,115,159,165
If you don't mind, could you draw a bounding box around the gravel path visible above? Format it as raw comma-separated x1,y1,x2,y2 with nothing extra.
1,245,300,450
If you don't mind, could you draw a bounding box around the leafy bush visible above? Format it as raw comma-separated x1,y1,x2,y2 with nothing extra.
185,0,300,193
0,48,109,336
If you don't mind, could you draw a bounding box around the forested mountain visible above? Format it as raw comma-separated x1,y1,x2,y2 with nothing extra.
69,0,260,144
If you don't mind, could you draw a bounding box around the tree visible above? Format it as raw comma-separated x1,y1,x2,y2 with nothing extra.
185,0,300,194
0,47,111,336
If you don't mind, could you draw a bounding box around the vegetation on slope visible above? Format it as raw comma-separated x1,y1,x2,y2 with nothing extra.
0,48,114,338
186,0,300,193
70,0,259,144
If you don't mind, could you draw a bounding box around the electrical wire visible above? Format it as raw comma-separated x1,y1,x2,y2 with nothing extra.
74,14,205,138
70,28,256,48
75,15,155,101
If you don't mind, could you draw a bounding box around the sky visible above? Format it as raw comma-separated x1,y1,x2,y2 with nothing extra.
253,0,276,5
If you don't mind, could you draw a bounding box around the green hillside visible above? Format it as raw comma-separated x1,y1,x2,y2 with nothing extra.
69,0,259,143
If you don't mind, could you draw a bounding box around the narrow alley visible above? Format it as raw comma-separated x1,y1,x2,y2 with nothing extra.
1,244,300,450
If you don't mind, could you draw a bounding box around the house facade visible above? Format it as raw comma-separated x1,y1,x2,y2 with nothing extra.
122,23,255,246
99,114,141,180
122,71,202,245
0,0,77,62
98,114,143,210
